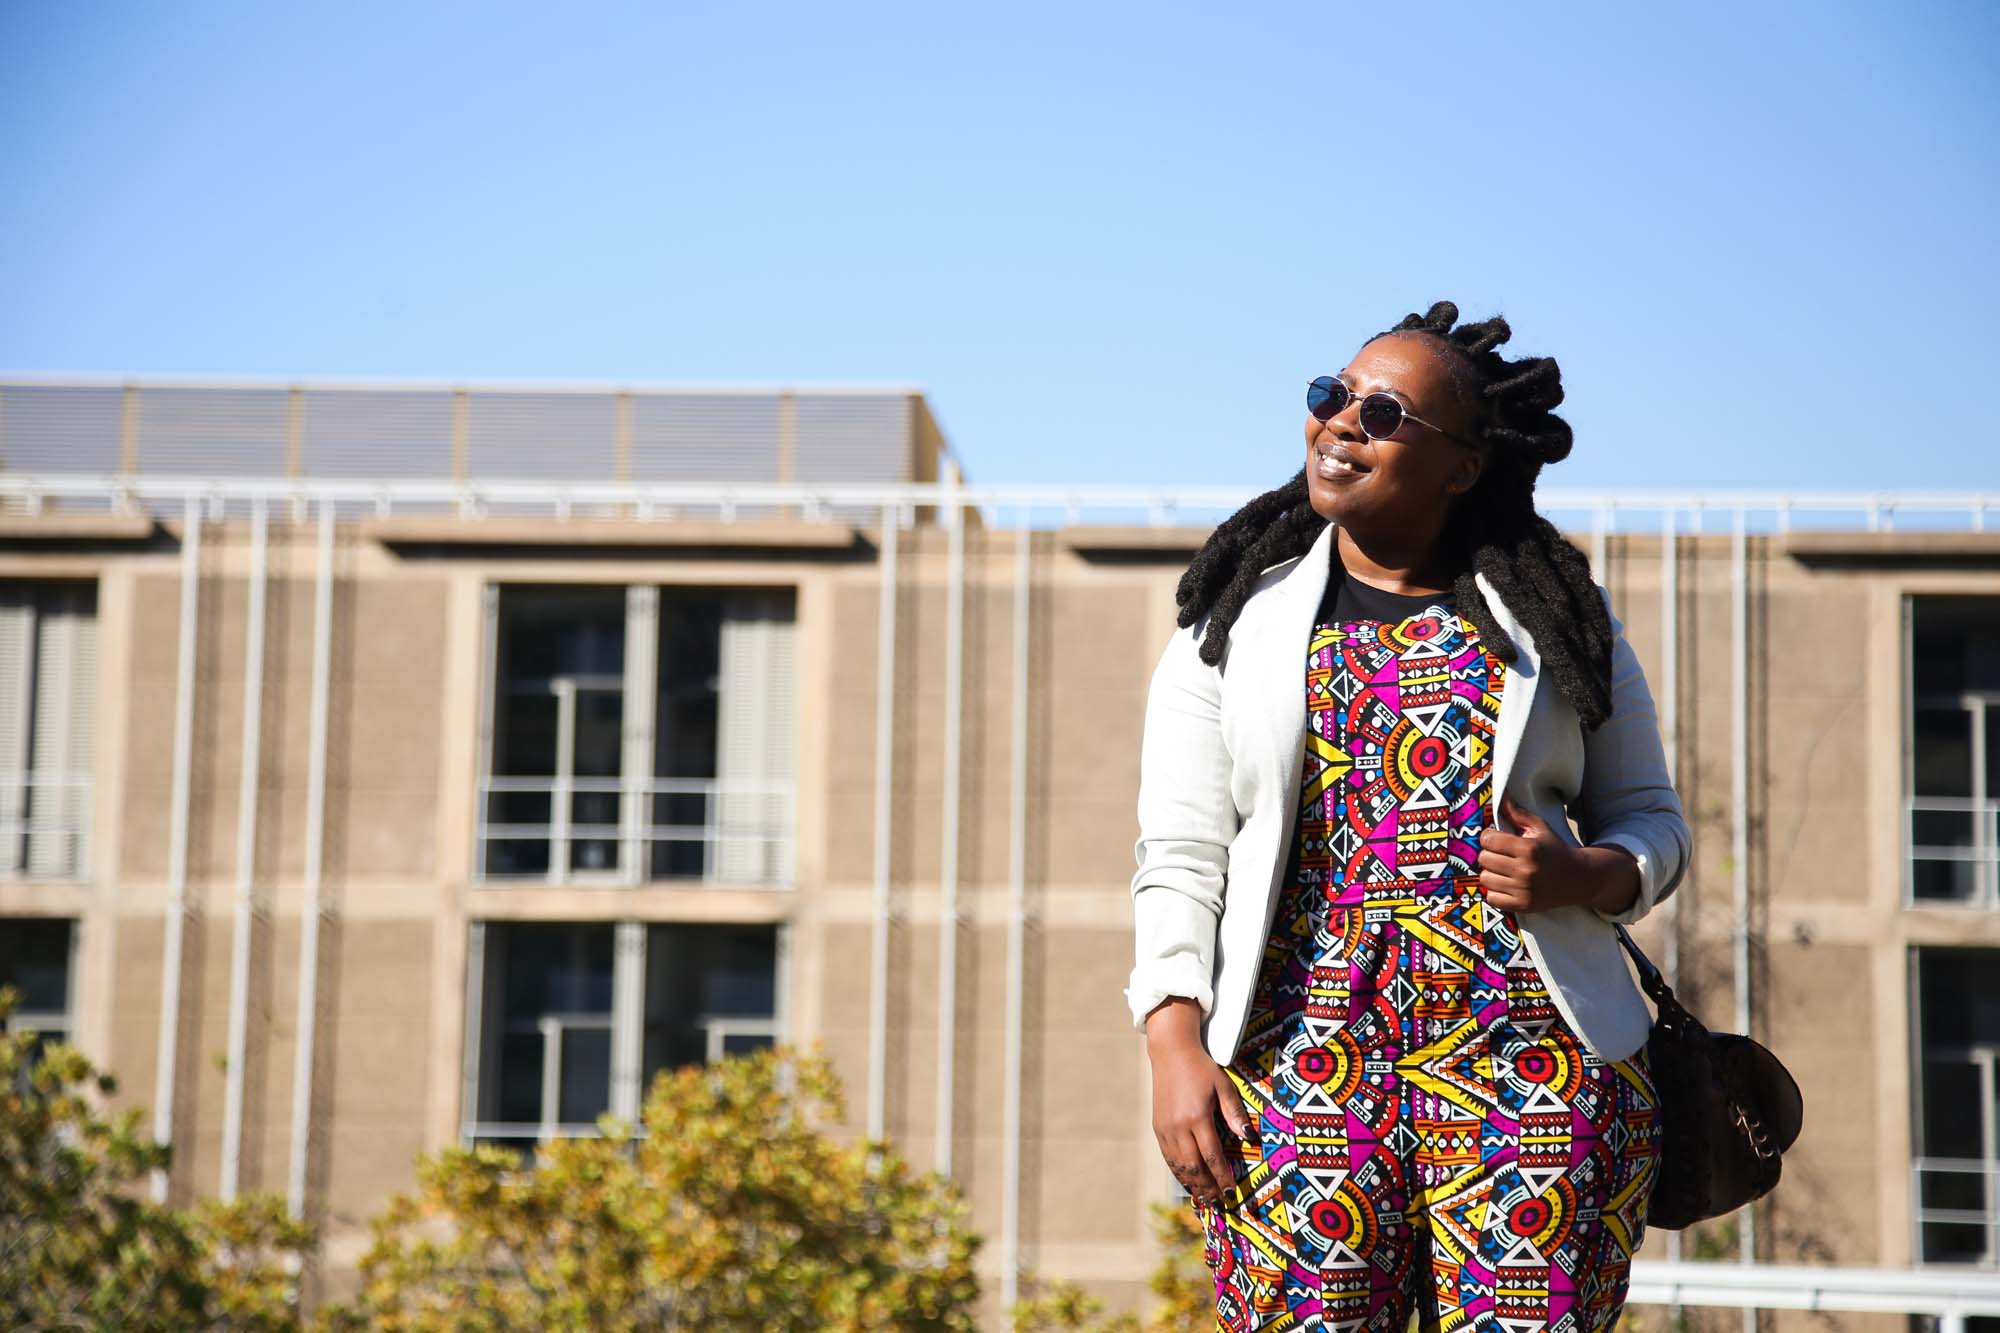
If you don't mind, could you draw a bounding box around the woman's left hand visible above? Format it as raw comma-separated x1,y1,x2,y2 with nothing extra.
1478,794,1641,916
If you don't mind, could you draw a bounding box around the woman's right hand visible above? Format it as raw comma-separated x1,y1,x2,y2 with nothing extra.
1145,997,1255,1208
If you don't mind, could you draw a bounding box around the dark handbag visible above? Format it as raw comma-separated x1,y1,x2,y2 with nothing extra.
1614,925,1805,1230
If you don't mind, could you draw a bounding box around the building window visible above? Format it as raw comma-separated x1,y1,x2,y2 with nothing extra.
1913,946,2000,1266
0,917,77,1067
1908,597,2000,906
477,585,795,886
461,920,783,1155
0,583,96,881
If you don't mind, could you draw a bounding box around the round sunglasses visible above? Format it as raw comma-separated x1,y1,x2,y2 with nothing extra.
1307,375,1479,448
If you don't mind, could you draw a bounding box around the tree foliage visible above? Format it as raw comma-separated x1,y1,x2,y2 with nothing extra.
0,985,312,1332
321,1042,984,1331
3,980,1208,1331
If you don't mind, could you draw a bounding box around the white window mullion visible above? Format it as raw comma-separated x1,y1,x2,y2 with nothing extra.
611,920,645,1121
0,591,33,877
474,585,500,881
460,921,487,1143
621,587,657,886
549,680,575,885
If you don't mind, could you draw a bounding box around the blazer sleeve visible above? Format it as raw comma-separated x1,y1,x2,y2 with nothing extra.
1574,587,1693,927
1123,613,1241,1031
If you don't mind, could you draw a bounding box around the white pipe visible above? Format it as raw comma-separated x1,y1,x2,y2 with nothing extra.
866,503,899,1140
935,463,965,1176
1659,505,1682,1272
220,498,270,1201
1000,514,1031,1320
150,495,202,1203
286,500,335,1218
1731,507,1755,1306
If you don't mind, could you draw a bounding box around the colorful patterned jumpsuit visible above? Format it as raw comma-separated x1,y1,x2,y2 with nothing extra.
1193,575,1661,1333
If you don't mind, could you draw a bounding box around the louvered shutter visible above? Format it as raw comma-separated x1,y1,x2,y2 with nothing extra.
0,589,30,876
713,591,795,884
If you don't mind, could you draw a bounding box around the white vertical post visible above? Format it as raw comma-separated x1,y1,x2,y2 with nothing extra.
611,921,646,1121
150,494,202,1203
1731,507,1755,1314
286,499,336,1219
549,679,575,885
622,587,659,886
1659,504,1683,1271
221,498,270,1201
1001,512,1031,1320
460,922,488,1142
935,462,965,1175
867,503,899,1141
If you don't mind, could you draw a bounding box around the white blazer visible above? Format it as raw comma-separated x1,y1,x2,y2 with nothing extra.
1124,519,1690,1066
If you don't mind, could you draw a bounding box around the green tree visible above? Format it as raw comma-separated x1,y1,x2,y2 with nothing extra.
0,985,312,1333
319,1042,983,1331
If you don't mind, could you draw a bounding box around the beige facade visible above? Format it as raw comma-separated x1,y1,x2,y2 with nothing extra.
4,379,2000,1327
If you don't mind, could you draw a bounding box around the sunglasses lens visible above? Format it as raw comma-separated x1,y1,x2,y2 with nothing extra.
1358,394,1405,439
1307,376,1345,422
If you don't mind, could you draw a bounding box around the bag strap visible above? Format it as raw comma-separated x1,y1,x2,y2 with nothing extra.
1614,924,1698,1028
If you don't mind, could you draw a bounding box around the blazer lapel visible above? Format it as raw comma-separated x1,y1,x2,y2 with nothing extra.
1254,521,1340,803
1476,569,1542,821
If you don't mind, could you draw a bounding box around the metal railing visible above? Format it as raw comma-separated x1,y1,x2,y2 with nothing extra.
1628,1258,2000,1331
1907,798,2000,908
0,771,91,881
475,776,794,886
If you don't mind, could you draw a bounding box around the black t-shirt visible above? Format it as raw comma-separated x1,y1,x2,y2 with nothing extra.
1318,569,1457,624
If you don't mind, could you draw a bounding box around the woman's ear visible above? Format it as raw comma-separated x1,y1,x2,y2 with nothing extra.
1448,456,1484,496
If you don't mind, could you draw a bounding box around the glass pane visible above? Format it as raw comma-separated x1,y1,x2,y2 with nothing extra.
0,917,73,1013
573,690,623,779
1912,597,2000,698
656,591,722,782
483,836,550,879
559,1027,612,1124
1914,809,1976,850
1921,1060,1982,1159
479,923,616,1135
499,587,625,684
1913,706,1974,799
495,693,558,777
642,923,778,1083
1914,857,1980,904
1921,1220,1991,1265
649,790,711,880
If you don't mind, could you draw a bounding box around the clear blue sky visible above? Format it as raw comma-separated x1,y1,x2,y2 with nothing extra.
4,1,1995,492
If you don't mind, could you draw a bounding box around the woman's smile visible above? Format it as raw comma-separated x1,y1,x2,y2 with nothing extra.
1313,439,1372,481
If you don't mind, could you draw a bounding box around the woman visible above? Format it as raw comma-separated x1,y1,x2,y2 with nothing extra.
1125,301,1689,1332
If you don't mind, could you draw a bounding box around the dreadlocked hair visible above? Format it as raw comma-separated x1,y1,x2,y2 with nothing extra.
1174,300,1617,729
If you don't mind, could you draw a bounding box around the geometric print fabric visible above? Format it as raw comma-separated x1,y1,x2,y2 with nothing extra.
1194,604,1661,1332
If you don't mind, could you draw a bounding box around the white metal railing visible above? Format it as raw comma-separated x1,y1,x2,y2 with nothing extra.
3,473,2000,533
475,776,794,886
0,771,91,881
1915,1157,2000,1267
1628,1259,2000,1331
1907,798,2000,907
462,1012,778,1147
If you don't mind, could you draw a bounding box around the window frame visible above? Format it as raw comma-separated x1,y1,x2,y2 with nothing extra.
0,580,98,884
1903,593,2000,909
457,918,791,1153
473,582,796,889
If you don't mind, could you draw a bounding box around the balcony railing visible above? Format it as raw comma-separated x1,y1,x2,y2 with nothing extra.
476,776,793,887
1908,798,2000,908
1915,1157,2000,1268
0,771,91,881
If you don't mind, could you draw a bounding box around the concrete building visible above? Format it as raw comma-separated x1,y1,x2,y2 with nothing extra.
3,374,2000,1327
